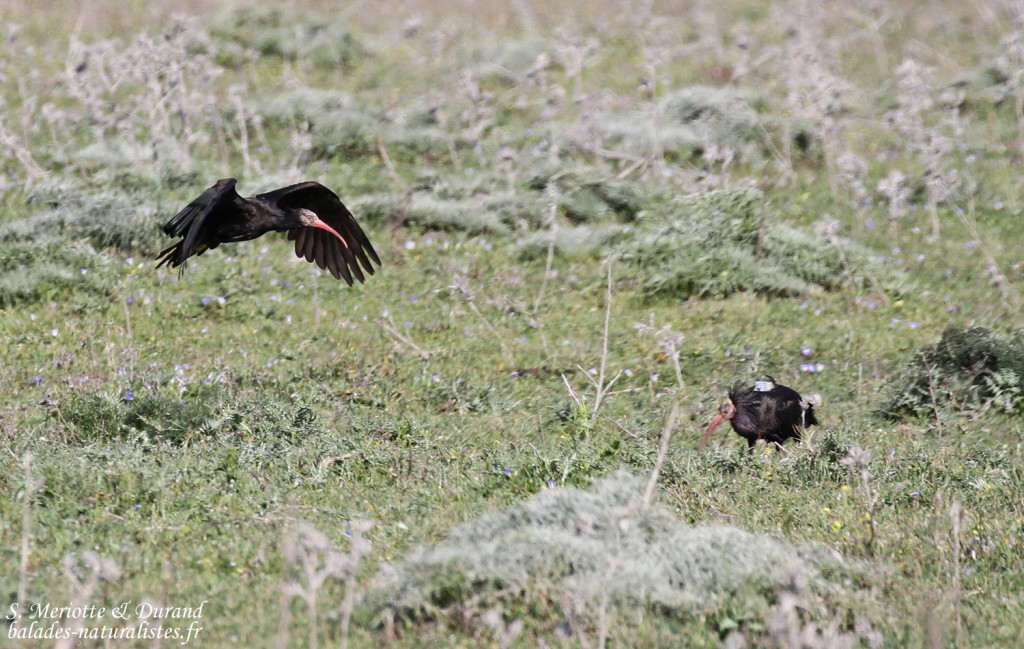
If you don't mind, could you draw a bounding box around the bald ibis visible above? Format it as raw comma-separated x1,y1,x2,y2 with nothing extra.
156,178,381,285
700,378,817,451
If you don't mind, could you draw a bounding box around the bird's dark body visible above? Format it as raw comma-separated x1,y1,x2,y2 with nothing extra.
727,382,817,449
700,378,817,451
157,178,380,285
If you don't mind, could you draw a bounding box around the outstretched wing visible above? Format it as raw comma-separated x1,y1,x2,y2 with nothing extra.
156,178,243,273
256,181,381,285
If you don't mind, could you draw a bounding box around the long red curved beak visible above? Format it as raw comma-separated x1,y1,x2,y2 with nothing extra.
310,218,348,247
699,413,725,450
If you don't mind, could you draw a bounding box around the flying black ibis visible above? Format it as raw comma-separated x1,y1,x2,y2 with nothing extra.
156,178,381,285
699,377,817,451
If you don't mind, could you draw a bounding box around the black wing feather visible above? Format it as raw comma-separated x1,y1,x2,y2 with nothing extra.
261,181,381,284
325,238,350,282
156,178,241,273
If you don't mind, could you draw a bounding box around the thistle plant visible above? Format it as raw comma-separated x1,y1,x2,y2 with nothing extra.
776,8,852,196
840,445,878,557
53,552,122,649
57,18,226,170
887,58,963,241
835,151,871,226
278,521,373,649
996,11,1024,153
876,169,909,241
552,27,597,104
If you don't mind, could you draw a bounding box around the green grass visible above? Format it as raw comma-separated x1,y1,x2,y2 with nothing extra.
1,1,1023,647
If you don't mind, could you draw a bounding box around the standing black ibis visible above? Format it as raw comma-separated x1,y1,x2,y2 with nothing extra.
156,178,381,285
699,377,817,451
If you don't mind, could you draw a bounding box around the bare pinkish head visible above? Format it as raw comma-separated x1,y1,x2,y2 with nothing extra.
297,208,348,247
699,398,737,449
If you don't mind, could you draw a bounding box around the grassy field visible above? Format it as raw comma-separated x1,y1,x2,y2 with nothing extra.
1,1,1023,647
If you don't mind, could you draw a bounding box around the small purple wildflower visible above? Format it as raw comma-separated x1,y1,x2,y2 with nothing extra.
800,345,813,358
503,467,512,477
30,375,42,384
200,297,211,306
124,390,134,401
911,490,920,499
546,478,555,488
